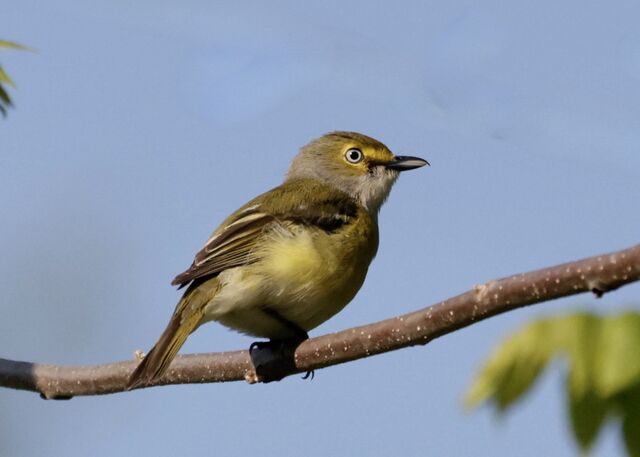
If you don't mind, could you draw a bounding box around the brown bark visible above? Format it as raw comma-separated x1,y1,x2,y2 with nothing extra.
1,244,639,399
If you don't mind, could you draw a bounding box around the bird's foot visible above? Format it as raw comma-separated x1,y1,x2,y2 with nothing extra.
248,336,309,383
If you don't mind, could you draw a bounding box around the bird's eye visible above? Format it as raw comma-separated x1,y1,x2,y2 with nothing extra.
345,148,364,164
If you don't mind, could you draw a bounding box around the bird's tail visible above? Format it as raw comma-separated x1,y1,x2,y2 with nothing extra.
126,284,209,390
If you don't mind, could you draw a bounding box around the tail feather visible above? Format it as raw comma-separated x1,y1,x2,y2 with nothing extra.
127,289,206,390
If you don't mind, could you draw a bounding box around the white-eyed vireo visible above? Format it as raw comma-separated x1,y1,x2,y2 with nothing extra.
128,131,428,388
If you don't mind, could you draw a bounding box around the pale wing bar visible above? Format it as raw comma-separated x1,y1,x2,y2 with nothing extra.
171,197,360,288
171,210,275,287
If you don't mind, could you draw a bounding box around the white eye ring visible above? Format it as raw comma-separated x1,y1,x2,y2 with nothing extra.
345,148,364,164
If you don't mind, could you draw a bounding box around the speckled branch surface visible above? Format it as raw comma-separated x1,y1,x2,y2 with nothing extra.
2,244,639,399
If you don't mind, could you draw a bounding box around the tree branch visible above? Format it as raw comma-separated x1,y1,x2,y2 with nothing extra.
2,244,639,399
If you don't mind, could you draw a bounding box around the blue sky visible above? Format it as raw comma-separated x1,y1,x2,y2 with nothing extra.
1,1,639,456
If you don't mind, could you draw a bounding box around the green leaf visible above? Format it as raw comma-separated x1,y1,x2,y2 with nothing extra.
0,78,14,117
569,389,608,452
0,83,12,106
0,40,29,51
467,311,640,456
563,313,603,398
595,313,640,397
624,414,640,457
465,319,559,410
0,39,30,117
0,87,11,117
621,385,640,457
0,65,16,88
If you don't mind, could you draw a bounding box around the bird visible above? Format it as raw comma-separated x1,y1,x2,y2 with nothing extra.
127,131,428,389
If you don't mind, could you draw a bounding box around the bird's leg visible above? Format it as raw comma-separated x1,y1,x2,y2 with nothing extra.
283,329,314,381
248,309,311,382
248,325,308,353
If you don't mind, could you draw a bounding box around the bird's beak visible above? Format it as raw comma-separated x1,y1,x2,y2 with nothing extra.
385,155,430,171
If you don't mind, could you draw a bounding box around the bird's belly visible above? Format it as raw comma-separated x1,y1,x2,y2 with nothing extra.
205,228,372,338
260,228,369,331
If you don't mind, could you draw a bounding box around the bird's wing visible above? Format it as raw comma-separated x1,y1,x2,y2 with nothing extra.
171,180,359,288
171,205,275,287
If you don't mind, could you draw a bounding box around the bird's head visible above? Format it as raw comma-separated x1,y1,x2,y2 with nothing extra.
287,131,428,215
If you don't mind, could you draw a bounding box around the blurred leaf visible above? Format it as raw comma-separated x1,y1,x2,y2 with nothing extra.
0,40,28,50
465,319,559,410
624,415,640,457
0,83,11,116
0,65,15,88
0,83,10,104
468,311,640,456
621,385,640,457
0,38,29,117
569,389,608,452
561,313,602,397
596,313,640,397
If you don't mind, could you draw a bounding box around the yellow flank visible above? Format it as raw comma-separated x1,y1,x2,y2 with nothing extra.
268,229,323,277
263,214,378,331
207,207,378,339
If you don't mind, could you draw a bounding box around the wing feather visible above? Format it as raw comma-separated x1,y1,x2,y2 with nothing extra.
171,211,275,287
171,180,360,288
